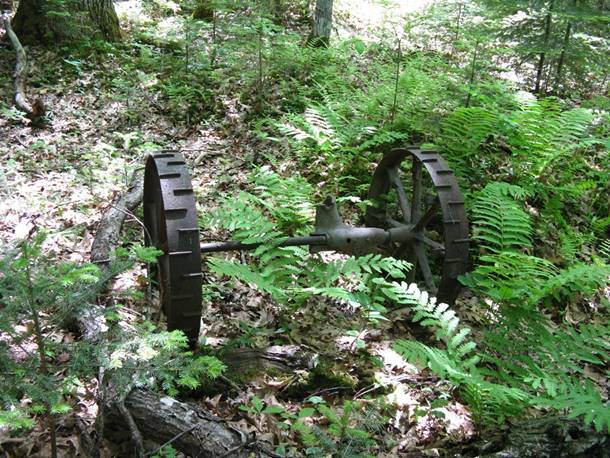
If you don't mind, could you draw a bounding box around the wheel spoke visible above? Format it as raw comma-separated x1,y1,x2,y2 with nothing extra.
413,200,440,233
411,157,422,223
415,243,435,291
387,167,411,223
387,217,404,228
415,233,445,252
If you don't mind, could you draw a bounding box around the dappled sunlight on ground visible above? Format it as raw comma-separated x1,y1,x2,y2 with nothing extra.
336,0,433,39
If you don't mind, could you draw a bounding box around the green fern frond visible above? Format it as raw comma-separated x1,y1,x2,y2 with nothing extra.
278,104,376,151
537,262,610,306
461,251,559,304
460,379,531,425
545,382,610,434
250,166,315,232
394,339,470,379
472,182,532,254
441,107,499,159
509,98,593,176
389,282,478,364
592,216,610,237
207,258,285,299
358,128,408,151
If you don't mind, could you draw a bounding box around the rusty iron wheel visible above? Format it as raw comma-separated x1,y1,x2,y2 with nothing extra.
365,147,469,304
143,152,203,345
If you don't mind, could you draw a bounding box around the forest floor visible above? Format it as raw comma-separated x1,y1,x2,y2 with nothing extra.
2,2,604,457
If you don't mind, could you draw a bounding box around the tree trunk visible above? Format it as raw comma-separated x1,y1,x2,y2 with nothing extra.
84,0,122,41
192,0,214,21
13,0,122,43
555,0,578,92
11,0,47,43
534,0,555,93
307,0,333,47
554,21,572,91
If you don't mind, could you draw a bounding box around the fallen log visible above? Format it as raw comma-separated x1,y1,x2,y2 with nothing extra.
104,389,249,457
97,345,314,457
2,16,45,119
448,415,610,458
90,168,144,266
77,169,145,358
221,345,317,373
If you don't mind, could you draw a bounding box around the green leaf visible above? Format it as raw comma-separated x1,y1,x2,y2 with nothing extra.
352,39,366,54
251,396,264,412
298,407,315,418
50,403,72,414
263,405,285,414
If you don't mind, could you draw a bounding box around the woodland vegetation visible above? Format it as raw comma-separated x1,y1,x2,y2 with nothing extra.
0,0,609,457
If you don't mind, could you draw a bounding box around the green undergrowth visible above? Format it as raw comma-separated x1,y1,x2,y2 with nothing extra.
0,237,225,432
205,162,609,439
4,0,609,453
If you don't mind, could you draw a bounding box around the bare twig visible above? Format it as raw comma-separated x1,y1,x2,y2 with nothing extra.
116,397,145,458
2,16,45,119
146,424,200,457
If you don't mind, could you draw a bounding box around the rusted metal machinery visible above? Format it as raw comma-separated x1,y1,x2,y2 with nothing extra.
143,147,469,343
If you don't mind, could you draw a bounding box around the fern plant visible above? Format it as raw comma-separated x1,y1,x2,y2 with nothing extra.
440,107,499,168
463,181,609,307
279,105,376,151
391,281,610,431
276,103,391,197
390,282,532,425
451,182,610,432
507,96,593,178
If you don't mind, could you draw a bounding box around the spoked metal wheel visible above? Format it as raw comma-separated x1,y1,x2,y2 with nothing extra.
143,152,203,345
365,147,469,304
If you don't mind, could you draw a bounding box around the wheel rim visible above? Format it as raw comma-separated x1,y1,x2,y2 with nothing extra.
143,152,203,345
365,147,469,304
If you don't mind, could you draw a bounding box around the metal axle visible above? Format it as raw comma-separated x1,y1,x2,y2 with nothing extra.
200,235,327,253
200,197,418,257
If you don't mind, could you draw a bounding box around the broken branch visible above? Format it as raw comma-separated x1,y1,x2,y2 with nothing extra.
2,16,45,119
